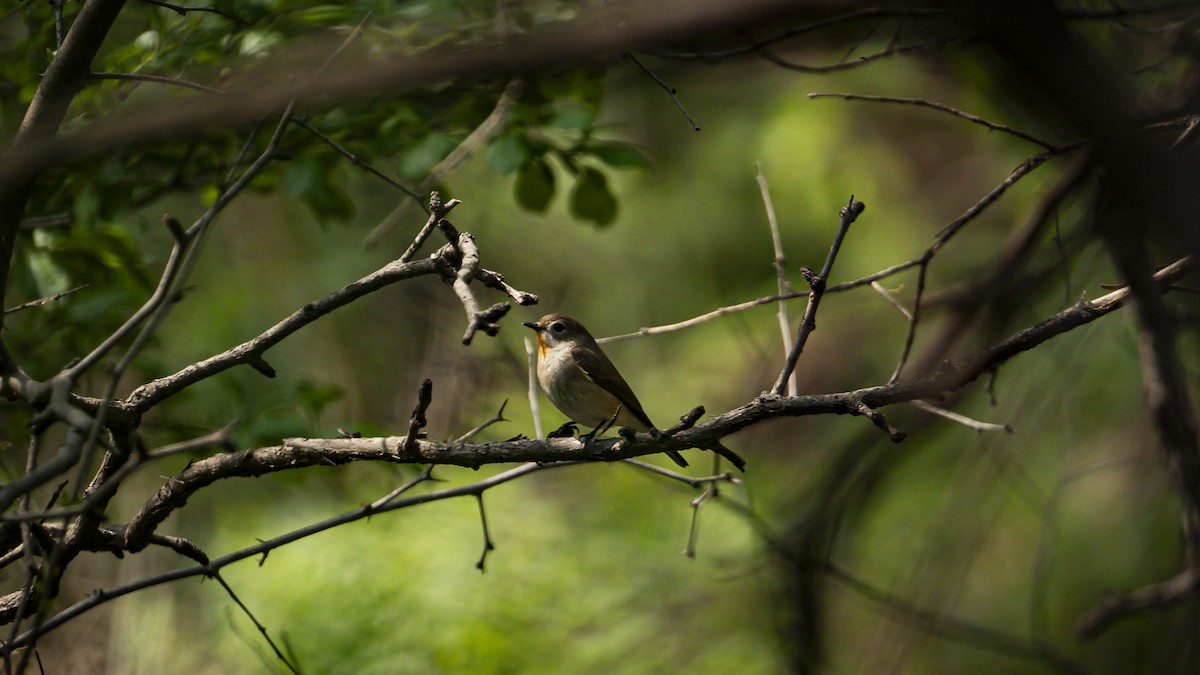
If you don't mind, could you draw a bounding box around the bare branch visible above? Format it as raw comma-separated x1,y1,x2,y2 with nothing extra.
3,284,89,315
453,399,509,444
757,36,956,73
473,495,496,572
212,575,300,675
626,54,700,131
870,281,911,320
138,0,247,23
772,196,864,395
366,80,524,246
18,462,556,646
291,118,423,203
1076,566,1200,639
807,92,1065,151
525,336,545,440
118,256,1192,551
824,562,1089,674
598,289,805,344
125,251,450,414
89,72,224,94
399,193,460,264
651,8,948,61
756,163,798,396
403,379,433,455
910,400,1012,433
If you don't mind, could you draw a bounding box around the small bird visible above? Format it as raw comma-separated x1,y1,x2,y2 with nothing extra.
524,313,689,468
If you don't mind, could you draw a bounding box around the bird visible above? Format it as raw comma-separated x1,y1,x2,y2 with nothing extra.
523,313,689,468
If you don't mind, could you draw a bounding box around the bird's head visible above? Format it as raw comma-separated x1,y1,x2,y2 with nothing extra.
523,313,593,353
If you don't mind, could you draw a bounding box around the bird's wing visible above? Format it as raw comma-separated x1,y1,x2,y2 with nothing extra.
571,343,655,429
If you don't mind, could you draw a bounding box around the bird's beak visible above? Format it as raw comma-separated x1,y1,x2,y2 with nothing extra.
522,321,540,331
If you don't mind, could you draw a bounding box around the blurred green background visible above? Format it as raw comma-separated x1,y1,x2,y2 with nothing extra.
3,1,1192,673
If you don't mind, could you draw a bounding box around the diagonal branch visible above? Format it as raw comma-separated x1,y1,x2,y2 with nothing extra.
124,250,452,415
807,92,1065,151
772,196,865,394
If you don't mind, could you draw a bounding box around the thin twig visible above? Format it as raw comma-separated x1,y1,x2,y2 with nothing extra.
829,151,1064,295
89,72,224,94
453,400,509,443
124,248,450,414
3,285,88,315
622,459,738,488
291,118,422,203
910,400,1012,433
824,562,1090,675
651,8,947,61
403,379,433,455
888,260,928,384
474,495,496,572
758,36,955,74
366,80,523,246
373,464,435,508
685,478,718,558
145,423,238,460
870,281,912,320
772,197,865,395
598,290,806,344
626,54,700,131
756,163,797,396
138,0,247,23
66,215,193,378
398,193,459,264
212,574,301,675
16,462,561,649
525,336,544,440
808,92,1063,151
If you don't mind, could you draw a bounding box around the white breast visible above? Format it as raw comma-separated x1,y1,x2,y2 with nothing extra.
537,346,618,427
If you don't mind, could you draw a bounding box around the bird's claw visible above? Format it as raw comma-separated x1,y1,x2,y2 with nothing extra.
547,422,579,439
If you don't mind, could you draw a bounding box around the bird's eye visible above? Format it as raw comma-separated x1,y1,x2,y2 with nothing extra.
550,321,566,334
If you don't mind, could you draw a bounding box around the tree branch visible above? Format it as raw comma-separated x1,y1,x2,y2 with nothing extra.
120,255,1192,551
124,251,451,415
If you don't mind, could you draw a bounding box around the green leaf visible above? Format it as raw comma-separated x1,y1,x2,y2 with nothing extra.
570,167,617,226
239,30,283,57
283,155,323,197
201,184,220,206
24,249,71,296
545,102,594,131
305,182,356,223
400,132,457,179
538,67,605,110
588,142,648,169
487,134,530,175
514,158,555,213
296,380,346,420
72,183,100,226
291,5,357,25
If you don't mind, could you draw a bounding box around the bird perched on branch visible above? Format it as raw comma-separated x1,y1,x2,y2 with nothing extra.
524,313,691,468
